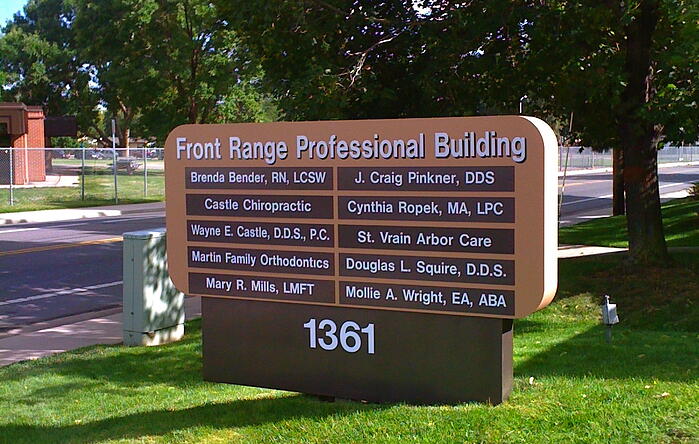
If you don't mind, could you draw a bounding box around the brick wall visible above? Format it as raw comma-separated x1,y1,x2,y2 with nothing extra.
10,107,46,184
10,134,25,185
26,107,46,183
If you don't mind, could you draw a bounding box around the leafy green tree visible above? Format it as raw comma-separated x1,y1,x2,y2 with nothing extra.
216,1,439,120
512,0,698,264
0,0,100,137
70,0,271,144
217,1,536,120
209,83,279,124
1,0,272,147
221,0,697,265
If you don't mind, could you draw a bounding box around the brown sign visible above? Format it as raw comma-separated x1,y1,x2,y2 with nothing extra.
202,298,514,404
165,116,558,319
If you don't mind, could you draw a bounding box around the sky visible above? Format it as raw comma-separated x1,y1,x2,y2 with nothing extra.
0,0,28,27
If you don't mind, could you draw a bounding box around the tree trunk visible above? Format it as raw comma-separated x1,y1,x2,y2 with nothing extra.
619,0,668,265
612,147,625,215
622,132,667,264
189,98,198,124
119,127,131,157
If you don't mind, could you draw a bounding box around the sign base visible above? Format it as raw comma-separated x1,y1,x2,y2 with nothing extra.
202,298,513,405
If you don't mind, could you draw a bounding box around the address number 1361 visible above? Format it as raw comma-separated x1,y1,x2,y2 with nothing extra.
303,318,375,354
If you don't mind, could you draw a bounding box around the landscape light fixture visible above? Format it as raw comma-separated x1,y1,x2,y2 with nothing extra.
601,295,619,343
519,95,528,114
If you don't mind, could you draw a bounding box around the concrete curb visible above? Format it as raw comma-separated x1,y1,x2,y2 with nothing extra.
557,244,699,259
0,208,122,225
121,204,165,214
558,245,626,258
0,306,122,340
0,202,165,225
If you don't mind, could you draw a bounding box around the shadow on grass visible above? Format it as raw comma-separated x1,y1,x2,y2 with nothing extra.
0,318,387,443
555,252,699,331
0,167,165,213
0,394,385,444
559,197,699,247
512,318,550,335
520,251,699,382
514,321,699,383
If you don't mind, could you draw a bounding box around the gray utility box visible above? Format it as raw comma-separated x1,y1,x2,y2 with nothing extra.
123,228,185,346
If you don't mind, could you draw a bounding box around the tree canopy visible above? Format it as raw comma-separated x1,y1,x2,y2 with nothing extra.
1,0,696,264
216,0,697,264
518,0,698,263
0,0,273,145
0,0,99,134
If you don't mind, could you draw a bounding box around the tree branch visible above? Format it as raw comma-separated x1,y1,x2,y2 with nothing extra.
306,0,393,24
89,124,111,147
344,31,404,87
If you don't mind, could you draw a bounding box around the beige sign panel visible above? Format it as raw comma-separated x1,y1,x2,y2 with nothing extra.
165,116,558,319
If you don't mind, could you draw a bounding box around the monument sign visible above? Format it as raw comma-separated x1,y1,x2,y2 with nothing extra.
165,116,558,404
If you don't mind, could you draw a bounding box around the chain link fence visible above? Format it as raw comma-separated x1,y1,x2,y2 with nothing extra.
1,145,698,211
559,145,699,171
0,147,165,212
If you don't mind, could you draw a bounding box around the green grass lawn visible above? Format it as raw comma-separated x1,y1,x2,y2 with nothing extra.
1,252,697,443
559,197,699,247
0,170,165,213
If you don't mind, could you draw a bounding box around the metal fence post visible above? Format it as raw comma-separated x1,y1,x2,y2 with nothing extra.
144,148,148,197
112,119,118,204
9,147,14,206
81,145,86,200
113,147,118,204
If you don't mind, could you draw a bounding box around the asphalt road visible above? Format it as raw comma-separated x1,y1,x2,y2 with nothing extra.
558,165,699,226
0,211,165,332
0,164,697,332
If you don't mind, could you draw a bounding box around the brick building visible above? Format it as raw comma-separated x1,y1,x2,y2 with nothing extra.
0,102,47,185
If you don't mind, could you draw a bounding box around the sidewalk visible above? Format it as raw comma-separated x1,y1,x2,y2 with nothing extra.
0,174,79,189
0,296,201,367
557,244,625,258
0,201,165,225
